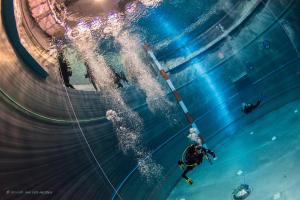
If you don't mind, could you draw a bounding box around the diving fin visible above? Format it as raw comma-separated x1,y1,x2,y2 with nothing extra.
178,160,185,170
185,178,193,185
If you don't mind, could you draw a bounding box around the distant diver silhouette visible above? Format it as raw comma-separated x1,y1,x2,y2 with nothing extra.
241,100,261,114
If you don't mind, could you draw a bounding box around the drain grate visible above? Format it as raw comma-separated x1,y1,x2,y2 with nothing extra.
232,184,252,200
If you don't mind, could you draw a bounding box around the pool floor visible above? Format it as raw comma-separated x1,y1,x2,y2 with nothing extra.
168,100,300,200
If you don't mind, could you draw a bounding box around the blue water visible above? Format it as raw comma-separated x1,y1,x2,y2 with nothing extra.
134,0,219,43
115,0,300,199
1,0,300,200
168,100,300,200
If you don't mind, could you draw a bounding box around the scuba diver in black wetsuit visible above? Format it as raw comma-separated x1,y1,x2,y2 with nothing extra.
111,68,128,88
84,61,99,91
178,144,216,185
57,52,75,89
241,100,261,114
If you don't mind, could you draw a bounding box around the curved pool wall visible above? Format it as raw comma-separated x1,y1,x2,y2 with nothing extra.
0,0,300,200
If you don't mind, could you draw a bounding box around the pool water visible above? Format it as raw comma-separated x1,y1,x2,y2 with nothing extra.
168,100,300,200
1,0,300,199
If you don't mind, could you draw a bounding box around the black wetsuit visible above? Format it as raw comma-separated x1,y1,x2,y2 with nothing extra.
84,62,98,91
111,69,128,88
58,53,74,89
180,144,215,180
242,100,261,114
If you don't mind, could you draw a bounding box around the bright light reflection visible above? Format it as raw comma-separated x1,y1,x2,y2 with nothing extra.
158,16,234,133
